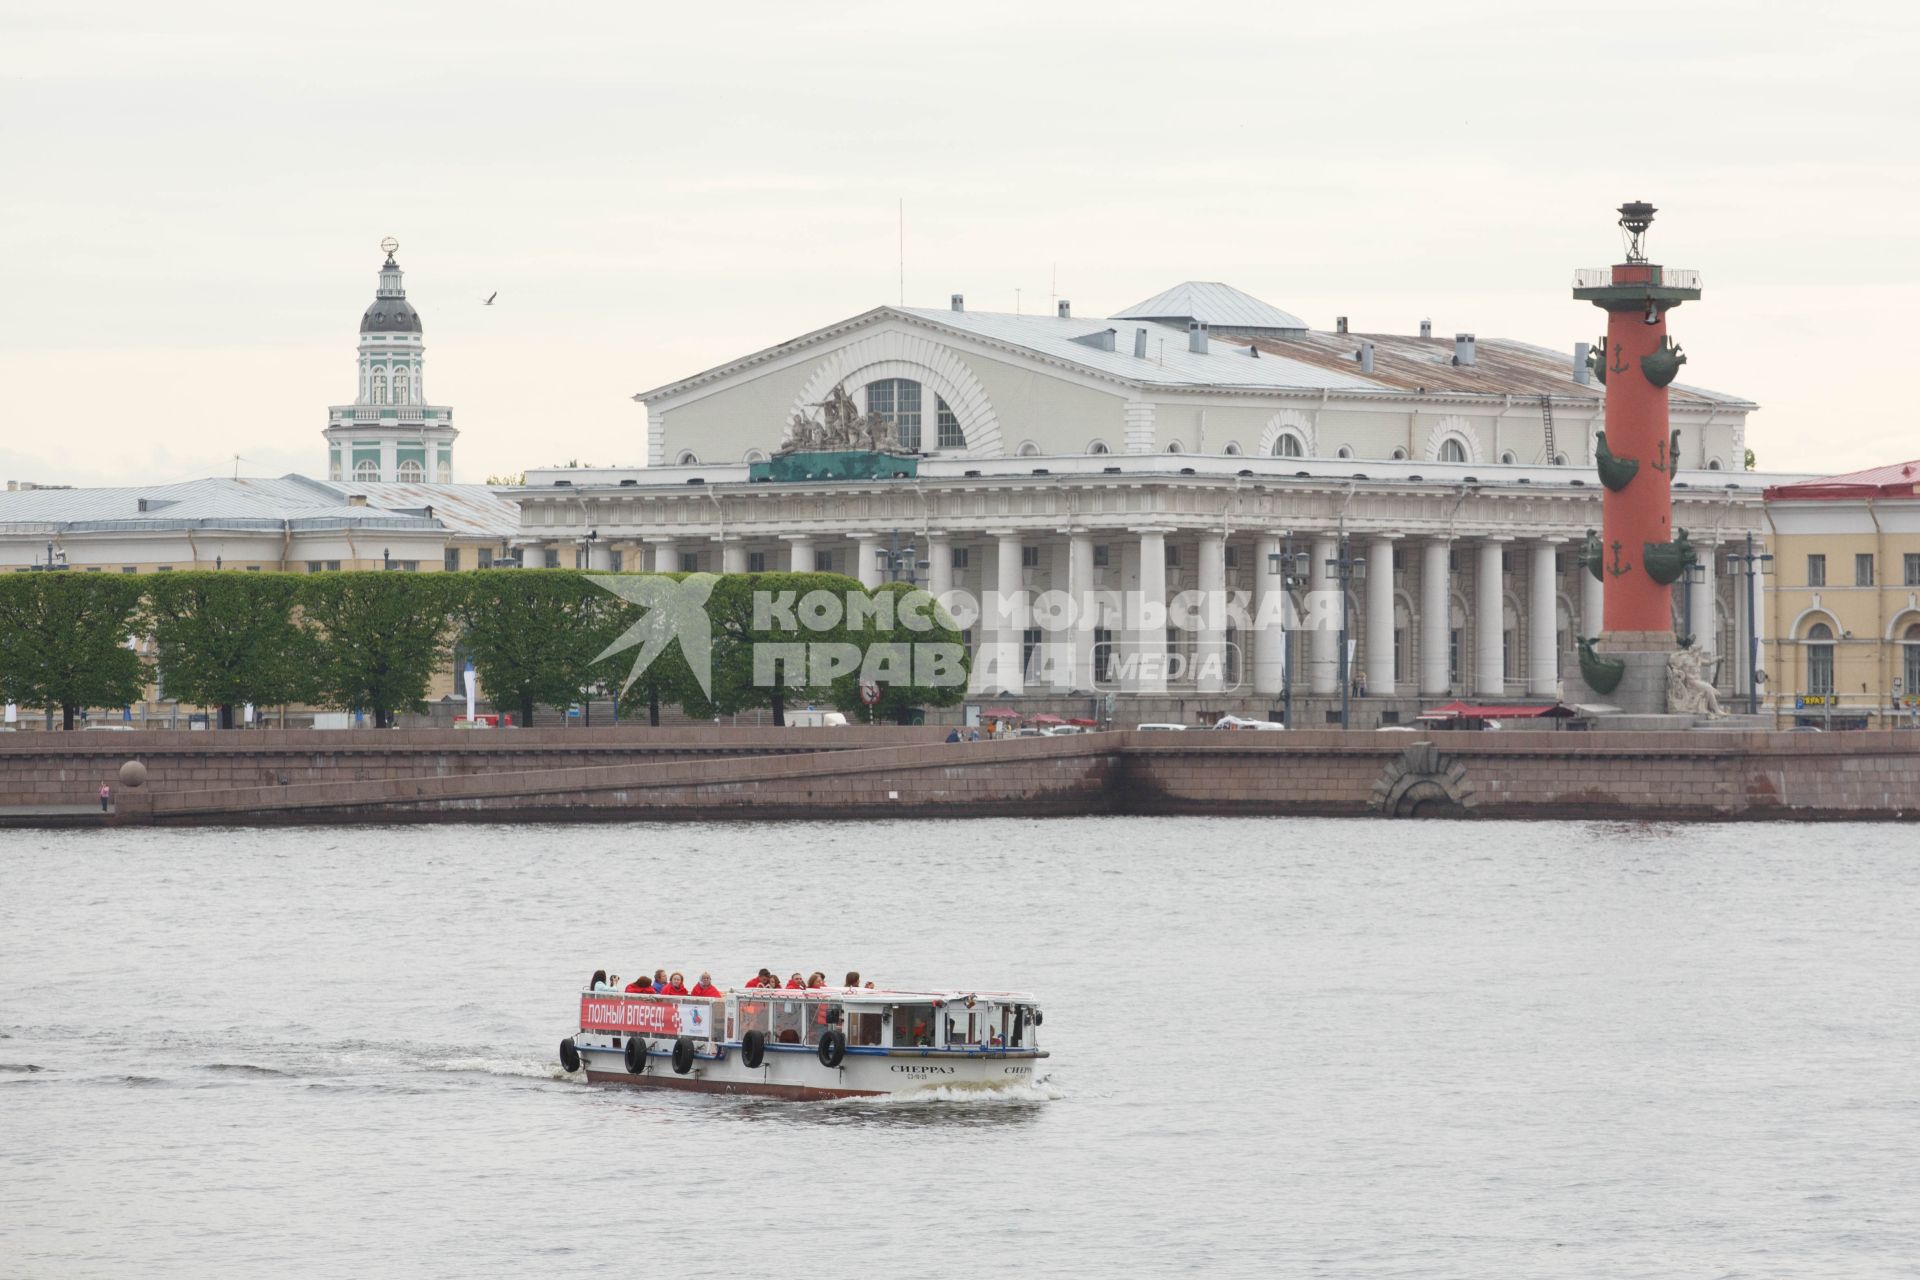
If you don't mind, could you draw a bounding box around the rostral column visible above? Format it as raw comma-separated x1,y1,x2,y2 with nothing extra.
1574,201,1701,657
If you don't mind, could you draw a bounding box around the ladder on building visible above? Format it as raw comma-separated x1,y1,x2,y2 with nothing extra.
1539,395,1556,463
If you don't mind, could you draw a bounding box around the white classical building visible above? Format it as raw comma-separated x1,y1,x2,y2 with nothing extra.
323,239,458,484
513,283,1786,723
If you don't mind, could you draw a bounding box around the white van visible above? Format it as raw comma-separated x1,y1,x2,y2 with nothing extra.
1135,722,1188,732
785,710,848,728
1213,715,1286,731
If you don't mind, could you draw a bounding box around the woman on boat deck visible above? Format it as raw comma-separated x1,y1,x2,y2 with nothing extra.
624,973,653,993
663,972,690,996
589,969,610,992
690,973,723,999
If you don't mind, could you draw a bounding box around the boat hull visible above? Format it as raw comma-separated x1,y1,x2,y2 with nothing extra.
573,1039,1042,1101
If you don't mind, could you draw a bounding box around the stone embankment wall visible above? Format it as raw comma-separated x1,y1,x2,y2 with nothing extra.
4,727,1917,825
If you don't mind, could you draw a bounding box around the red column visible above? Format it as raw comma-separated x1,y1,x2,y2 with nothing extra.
1601,264,1674,636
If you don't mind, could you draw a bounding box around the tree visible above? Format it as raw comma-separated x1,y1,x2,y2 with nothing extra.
703,572,863,726
598,577,709,727
143,572,315,728
826,581,969,724
0,573,148,729
454,569,616,726
297,573,457,728
1744,447,1757,472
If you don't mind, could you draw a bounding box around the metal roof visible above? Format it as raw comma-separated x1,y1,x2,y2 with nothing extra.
898,308,1379,392
0,475,519,538
1764,459,1920,501
1111,281,1310,333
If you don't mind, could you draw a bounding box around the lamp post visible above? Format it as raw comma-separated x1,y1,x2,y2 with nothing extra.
382,547,392,571
1267,539,1311,729
876,530,928,586
1727,533,1773,715
1327,534,1368,729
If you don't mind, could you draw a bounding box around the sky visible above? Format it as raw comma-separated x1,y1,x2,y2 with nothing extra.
2,0,1915,488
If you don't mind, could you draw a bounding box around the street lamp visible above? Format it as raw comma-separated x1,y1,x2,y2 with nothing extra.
1267,539,1312,729
1727,534,1773,715
382,547,392,571
1327,534,1368,729
876,530,928,585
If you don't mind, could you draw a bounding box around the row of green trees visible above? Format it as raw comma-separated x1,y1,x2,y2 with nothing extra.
0,570,967,730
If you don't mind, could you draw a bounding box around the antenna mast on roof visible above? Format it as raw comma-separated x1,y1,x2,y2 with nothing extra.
898,198,904,305
233,454,246,479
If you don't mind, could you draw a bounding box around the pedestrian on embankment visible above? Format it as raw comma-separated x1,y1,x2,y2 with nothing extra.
99,784,111,813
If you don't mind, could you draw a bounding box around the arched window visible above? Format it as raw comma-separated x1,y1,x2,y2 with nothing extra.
1336,445,1353,459
1272,434,1304,458
353,459,380,481
1500,450,1517,465
866,378,922,451
1905,623,1920,702
1088,440,1111,455
436,459,452,483
1707,458,1723,471
1223,442,1242,456
393,372,410,404
676,450,700,465
1554,453,1569,466
371,373,388,404
1017,441,1040,457
935,396,966,450
1439,438,1469,463
1166,442,1183,454
395,459,425,483
744,449,768,463
1806,621,1835,696
1390,447,1408,461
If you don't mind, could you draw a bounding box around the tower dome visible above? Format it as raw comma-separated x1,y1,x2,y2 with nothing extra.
360,242,423,333
323,237,457,484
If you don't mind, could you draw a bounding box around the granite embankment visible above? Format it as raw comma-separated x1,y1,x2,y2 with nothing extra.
3,726,1917,825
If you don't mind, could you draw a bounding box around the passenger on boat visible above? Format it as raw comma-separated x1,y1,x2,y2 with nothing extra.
785,973,805,989
663,972,689,996
743,968,770,988
807,972,827,989
690,973,723,999
589,969,610,991
652,968,669,991
844,971,860,988
605,973,621,990
624,974,653,993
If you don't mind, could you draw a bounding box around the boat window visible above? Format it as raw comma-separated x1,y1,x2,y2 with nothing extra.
891,1004,936,1047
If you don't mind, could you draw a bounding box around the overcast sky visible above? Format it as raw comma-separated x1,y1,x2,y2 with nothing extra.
3,0,1914,487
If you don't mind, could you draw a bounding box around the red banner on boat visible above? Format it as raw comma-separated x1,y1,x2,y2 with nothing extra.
579,995,714,1038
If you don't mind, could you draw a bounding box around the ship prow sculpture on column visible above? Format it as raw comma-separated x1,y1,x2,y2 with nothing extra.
1568,201,1707,720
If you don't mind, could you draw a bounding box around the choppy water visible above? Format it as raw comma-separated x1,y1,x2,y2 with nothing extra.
3,818,1917,1277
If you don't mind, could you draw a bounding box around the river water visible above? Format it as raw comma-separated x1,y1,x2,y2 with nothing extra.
2,818,1916,1277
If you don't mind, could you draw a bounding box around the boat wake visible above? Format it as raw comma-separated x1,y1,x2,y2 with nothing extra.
829,1077,1064,1106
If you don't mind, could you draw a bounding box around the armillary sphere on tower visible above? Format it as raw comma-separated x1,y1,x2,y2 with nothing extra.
380,236,399,259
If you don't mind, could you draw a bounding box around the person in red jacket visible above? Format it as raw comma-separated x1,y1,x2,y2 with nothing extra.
785,973,805,989
663,972,690,996
624,973,653,993
690,973,723,999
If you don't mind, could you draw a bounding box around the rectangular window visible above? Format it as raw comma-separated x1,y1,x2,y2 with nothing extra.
1022,627,1042,677
609,550,623,572
477,547,494,568
245,565,260,572
680,552,700,573
156,566,173,572
545,549,561,568
307,561,323,574
1093,626,1114,681
1906,553,1920,586
1093,544,1109,568
1807,554,1826,587
868,379,922,452
122,566,137,574
84,566,102,572
400,560,419,572
1855,553,1874,587
1021,545,1039,569
1906,642,1920,700
1224,545,1238,568
748,551,767,573
1165,544,1182,567
1449,628,1462,688
816,551,834,573
1808,643,1835,696
951,548,969,570
1502,627,1518,682
444,548,461,572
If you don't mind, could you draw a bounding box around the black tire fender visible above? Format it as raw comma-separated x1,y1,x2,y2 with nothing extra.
1032,1008,1044,1027
559,1037,581,1073
817,1028,847,1069
624,1036,647,1075
741,1030,766,1069
672,1036,696,1075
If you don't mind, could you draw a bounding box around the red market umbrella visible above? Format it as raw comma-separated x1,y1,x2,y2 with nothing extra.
1066,717,1098,727
1030,714,1065,725
983,707,1021,720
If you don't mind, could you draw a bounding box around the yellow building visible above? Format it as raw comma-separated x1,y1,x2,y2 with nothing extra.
1763,461,1920,729
0,475,521,725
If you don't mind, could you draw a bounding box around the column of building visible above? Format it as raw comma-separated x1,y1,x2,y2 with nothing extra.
1529,541,1561,697
1365,536,1397,696
1421,538,1451,696
1476,539,1507,696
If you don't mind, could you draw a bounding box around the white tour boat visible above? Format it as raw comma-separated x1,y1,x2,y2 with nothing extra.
559,984,1047,1100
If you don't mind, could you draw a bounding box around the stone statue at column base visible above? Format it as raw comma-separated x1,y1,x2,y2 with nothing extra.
1667,645,1725,718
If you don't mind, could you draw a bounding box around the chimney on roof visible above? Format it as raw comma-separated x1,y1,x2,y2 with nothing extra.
1057,300,1071,318
1573,341,1592,385
1133,328,1147,359
137,498,149,512
1453,333,1476,366
1357,341,1375,374
1336,316,1349,335
1419,319,1432,339
1245,343,1260,358
951,294,964,312
1188,320,1209,354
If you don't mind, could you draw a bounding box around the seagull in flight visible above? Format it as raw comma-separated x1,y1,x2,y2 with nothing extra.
482,291,498,306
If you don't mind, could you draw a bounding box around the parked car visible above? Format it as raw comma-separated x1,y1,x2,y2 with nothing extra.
1212,715,1285,731
1134,722,1188,732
